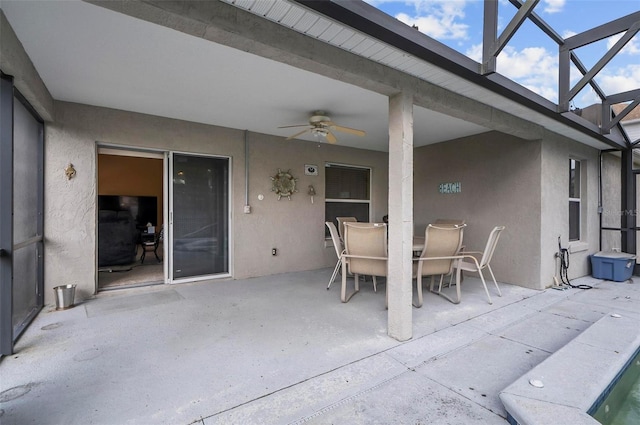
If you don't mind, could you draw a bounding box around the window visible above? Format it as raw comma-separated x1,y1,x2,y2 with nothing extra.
569,159,581,241
325,163,371,236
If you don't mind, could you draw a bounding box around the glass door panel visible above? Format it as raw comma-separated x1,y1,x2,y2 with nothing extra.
1,81,44,355
170,153,229,281
12,95,44,338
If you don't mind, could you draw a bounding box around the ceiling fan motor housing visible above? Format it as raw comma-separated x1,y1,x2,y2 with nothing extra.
309,111,331,126
279,110,364,143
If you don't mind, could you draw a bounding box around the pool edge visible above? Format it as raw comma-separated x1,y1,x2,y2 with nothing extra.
499,312,640,425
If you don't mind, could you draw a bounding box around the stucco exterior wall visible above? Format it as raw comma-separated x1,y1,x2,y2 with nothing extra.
239,131,388,279
601,152,622,252
45,101,388,303
413,132,543,288
540,133,600,285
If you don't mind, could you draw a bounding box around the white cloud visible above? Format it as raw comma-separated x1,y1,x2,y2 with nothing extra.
393,0,470,40
562,30,577,39
466,43,482,62
466,43,559,102
607,33,640,55
543,0,566,14
574,38,640,105
575,64,640,106
599,64,640,93
500,46,559,101
465,41,640,105
396,12,468,40
411,0,467,16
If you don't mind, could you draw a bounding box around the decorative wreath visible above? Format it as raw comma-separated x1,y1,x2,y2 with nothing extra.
271,169,298,200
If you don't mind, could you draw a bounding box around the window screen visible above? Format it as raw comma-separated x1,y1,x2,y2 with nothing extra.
569,159,581,241
325,164,371,236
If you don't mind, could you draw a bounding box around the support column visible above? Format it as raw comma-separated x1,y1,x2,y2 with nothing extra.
387,91,413,341
621,148,636,257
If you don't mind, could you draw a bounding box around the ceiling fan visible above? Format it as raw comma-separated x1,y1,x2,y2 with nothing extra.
278,111,366,144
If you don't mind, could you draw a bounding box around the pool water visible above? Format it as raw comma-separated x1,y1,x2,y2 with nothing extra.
591,348,640,425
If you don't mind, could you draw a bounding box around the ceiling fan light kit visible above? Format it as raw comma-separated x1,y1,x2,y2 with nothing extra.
278,110,365,144
311,128,328,136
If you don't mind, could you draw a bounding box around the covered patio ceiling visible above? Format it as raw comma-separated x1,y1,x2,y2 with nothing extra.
1,0,622,152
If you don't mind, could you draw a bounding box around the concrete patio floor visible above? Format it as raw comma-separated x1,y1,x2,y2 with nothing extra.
1,269,639,424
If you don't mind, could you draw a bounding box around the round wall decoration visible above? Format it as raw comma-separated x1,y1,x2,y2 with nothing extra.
271,169,298,200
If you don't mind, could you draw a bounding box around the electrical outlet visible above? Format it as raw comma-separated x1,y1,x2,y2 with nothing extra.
272,248,277,256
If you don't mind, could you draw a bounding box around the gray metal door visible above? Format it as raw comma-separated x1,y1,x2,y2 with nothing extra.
0,74,45,355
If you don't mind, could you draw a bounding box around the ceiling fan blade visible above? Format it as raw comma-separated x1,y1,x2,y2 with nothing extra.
330,124,366,137
278,124,310,129
325,131,338,144
285,128,311,140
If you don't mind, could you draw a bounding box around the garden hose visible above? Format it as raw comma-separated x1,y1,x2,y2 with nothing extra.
557,236,592,290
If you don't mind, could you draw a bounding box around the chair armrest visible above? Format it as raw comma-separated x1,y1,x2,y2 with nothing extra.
460,250,482,255
454,253,483,270
342,254,387,261
459,250,482,260
413,254,465,262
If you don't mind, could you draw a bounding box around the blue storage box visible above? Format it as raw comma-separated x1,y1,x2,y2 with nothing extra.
590,251,636,282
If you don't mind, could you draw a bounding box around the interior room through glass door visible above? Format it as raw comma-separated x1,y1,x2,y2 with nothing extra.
170,153,229,281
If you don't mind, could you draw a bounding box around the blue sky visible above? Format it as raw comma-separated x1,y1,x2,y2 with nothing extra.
365,0,639,108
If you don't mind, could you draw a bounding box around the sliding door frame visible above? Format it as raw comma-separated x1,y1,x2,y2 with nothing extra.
0,73,45,355
168,151,232,284
95,145,168,289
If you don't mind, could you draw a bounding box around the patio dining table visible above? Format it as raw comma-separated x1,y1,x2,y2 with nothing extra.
412,236,425,253
378,236,424,255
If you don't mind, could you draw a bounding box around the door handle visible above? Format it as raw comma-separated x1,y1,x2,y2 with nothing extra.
0,248,8,257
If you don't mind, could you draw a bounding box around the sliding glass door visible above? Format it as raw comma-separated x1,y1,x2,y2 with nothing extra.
0,76,44,355
169,153,229,282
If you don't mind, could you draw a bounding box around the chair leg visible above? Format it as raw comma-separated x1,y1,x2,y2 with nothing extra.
477,269,493,305
327,259,341,290
431,268,462,304
454,267,462,303
372,276,377,292
414,275,424,308
486,265,502,297
340,258,348,302
340,258,359,303
445,271,460,287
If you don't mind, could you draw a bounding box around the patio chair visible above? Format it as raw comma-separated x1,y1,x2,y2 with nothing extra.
140,225,162,264
325,221,344,290
340,222,387,303
451,226,505,305
413,224,465,308
336,216,357,241
434,219,466,284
